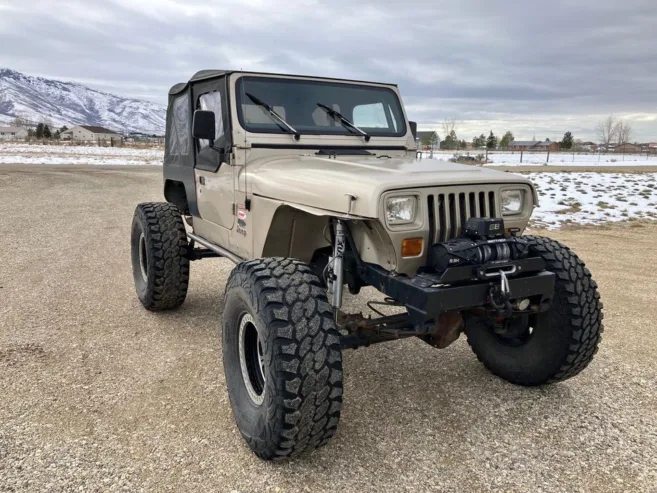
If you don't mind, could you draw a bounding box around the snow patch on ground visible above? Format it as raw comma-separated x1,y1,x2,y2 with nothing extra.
487,152,655,167
2,144,655,230
426,150,656,167
526,172,657,229
0,143,163,165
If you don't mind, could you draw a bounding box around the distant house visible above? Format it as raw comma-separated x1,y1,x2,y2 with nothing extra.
614,143,642,153
60,125,120,142
416,130,440,149
577,141,597,151
508,140,559,152
534,140,560,151
0,126,28,140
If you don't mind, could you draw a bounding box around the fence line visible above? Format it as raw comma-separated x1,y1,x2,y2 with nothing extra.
430,149,656,161
0,137,164,148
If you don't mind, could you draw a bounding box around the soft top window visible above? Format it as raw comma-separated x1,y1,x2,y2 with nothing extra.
197,91,224,149
168,93,189,156
236,77,405,137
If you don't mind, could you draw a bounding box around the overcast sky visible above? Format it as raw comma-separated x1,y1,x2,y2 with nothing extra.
1,0,656,141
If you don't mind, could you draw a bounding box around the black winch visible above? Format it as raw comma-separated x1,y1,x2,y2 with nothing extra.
430,218,529,274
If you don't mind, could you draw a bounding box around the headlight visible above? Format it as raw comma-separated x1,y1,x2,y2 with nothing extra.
501,190,524,215
386,196,417,224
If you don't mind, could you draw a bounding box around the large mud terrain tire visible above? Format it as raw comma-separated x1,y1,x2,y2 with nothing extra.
222,258,343,461
131,202,189,310
465,236,603,386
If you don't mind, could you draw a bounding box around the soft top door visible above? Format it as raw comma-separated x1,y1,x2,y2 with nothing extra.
192,76,231,172
163,85,199,216
192,76,235,231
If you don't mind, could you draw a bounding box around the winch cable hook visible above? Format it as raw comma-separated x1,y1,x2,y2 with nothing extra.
489,270,513,318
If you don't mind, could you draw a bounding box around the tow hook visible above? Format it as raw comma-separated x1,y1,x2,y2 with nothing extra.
488,270,513,318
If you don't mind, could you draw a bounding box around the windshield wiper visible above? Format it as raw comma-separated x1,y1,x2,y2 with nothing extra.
245,93,300,140
316,103,370,142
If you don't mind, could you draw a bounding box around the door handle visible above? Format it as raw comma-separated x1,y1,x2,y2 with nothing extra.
199,176,206,185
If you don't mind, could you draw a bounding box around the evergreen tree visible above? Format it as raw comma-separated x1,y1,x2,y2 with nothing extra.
499,131,514,149
560,131,574,150
486,131,498,149
472,134,486,148
43,125,52,139
441,129,459,150
35,123,44,139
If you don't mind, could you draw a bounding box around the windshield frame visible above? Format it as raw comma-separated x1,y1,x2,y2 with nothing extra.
234,75,408,139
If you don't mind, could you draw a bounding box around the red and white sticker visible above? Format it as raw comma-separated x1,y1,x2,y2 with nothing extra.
237,210,247,220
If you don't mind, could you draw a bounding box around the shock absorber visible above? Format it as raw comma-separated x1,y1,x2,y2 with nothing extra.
328,220,346,310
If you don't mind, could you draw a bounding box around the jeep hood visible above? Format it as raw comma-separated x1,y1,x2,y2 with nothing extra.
250,155,533,218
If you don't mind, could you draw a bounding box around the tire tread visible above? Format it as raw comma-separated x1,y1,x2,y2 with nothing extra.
133,202,189,310
225,257,343,460
467,235,603,385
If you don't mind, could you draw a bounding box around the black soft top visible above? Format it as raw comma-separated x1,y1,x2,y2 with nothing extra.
168,70,397,96
168,70,231,95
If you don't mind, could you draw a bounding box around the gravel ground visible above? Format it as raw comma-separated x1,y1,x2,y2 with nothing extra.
1,166,656,492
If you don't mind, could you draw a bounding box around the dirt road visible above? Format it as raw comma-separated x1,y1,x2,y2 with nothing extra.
1,166,656,492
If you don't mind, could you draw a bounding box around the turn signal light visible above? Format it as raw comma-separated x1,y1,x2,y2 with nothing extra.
401,238,423,257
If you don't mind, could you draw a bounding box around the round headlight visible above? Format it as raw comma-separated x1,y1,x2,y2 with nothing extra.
386,196,417,224
501,190,524,215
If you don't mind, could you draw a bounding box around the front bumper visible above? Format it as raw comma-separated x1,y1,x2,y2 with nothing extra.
360,258,555,326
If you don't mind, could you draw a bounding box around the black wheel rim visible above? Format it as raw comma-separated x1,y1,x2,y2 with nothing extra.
238,313,266,404
493,314,538,347
138,232,148,282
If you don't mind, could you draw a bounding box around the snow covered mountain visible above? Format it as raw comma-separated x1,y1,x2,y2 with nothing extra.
0,68,166,135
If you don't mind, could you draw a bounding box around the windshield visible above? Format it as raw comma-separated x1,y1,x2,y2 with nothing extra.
236,76,406,138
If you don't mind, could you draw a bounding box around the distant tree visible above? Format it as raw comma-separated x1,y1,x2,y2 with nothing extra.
545,138,551,142
596,115,618,150
486,131,498,149
440,119,457,140
560,131,574,150
59,125,68,133
459,139,467,150
421,132,439,147
35,123,44,139
616,121,632,145
43,125,52,139
472,134,486,148
441,129,459,150
12,114,30,127
499,131,514,149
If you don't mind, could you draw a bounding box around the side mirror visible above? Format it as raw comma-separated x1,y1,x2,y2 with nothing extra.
409,121,418,140
192,110,215,141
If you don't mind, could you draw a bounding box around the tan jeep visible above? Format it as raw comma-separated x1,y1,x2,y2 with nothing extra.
130,70,603,461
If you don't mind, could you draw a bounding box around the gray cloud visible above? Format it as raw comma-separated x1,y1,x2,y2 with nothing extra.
1,0,656,140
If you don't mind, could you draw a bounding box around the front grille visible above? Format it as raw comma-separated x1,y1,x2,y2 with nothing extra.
429,189,498,242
